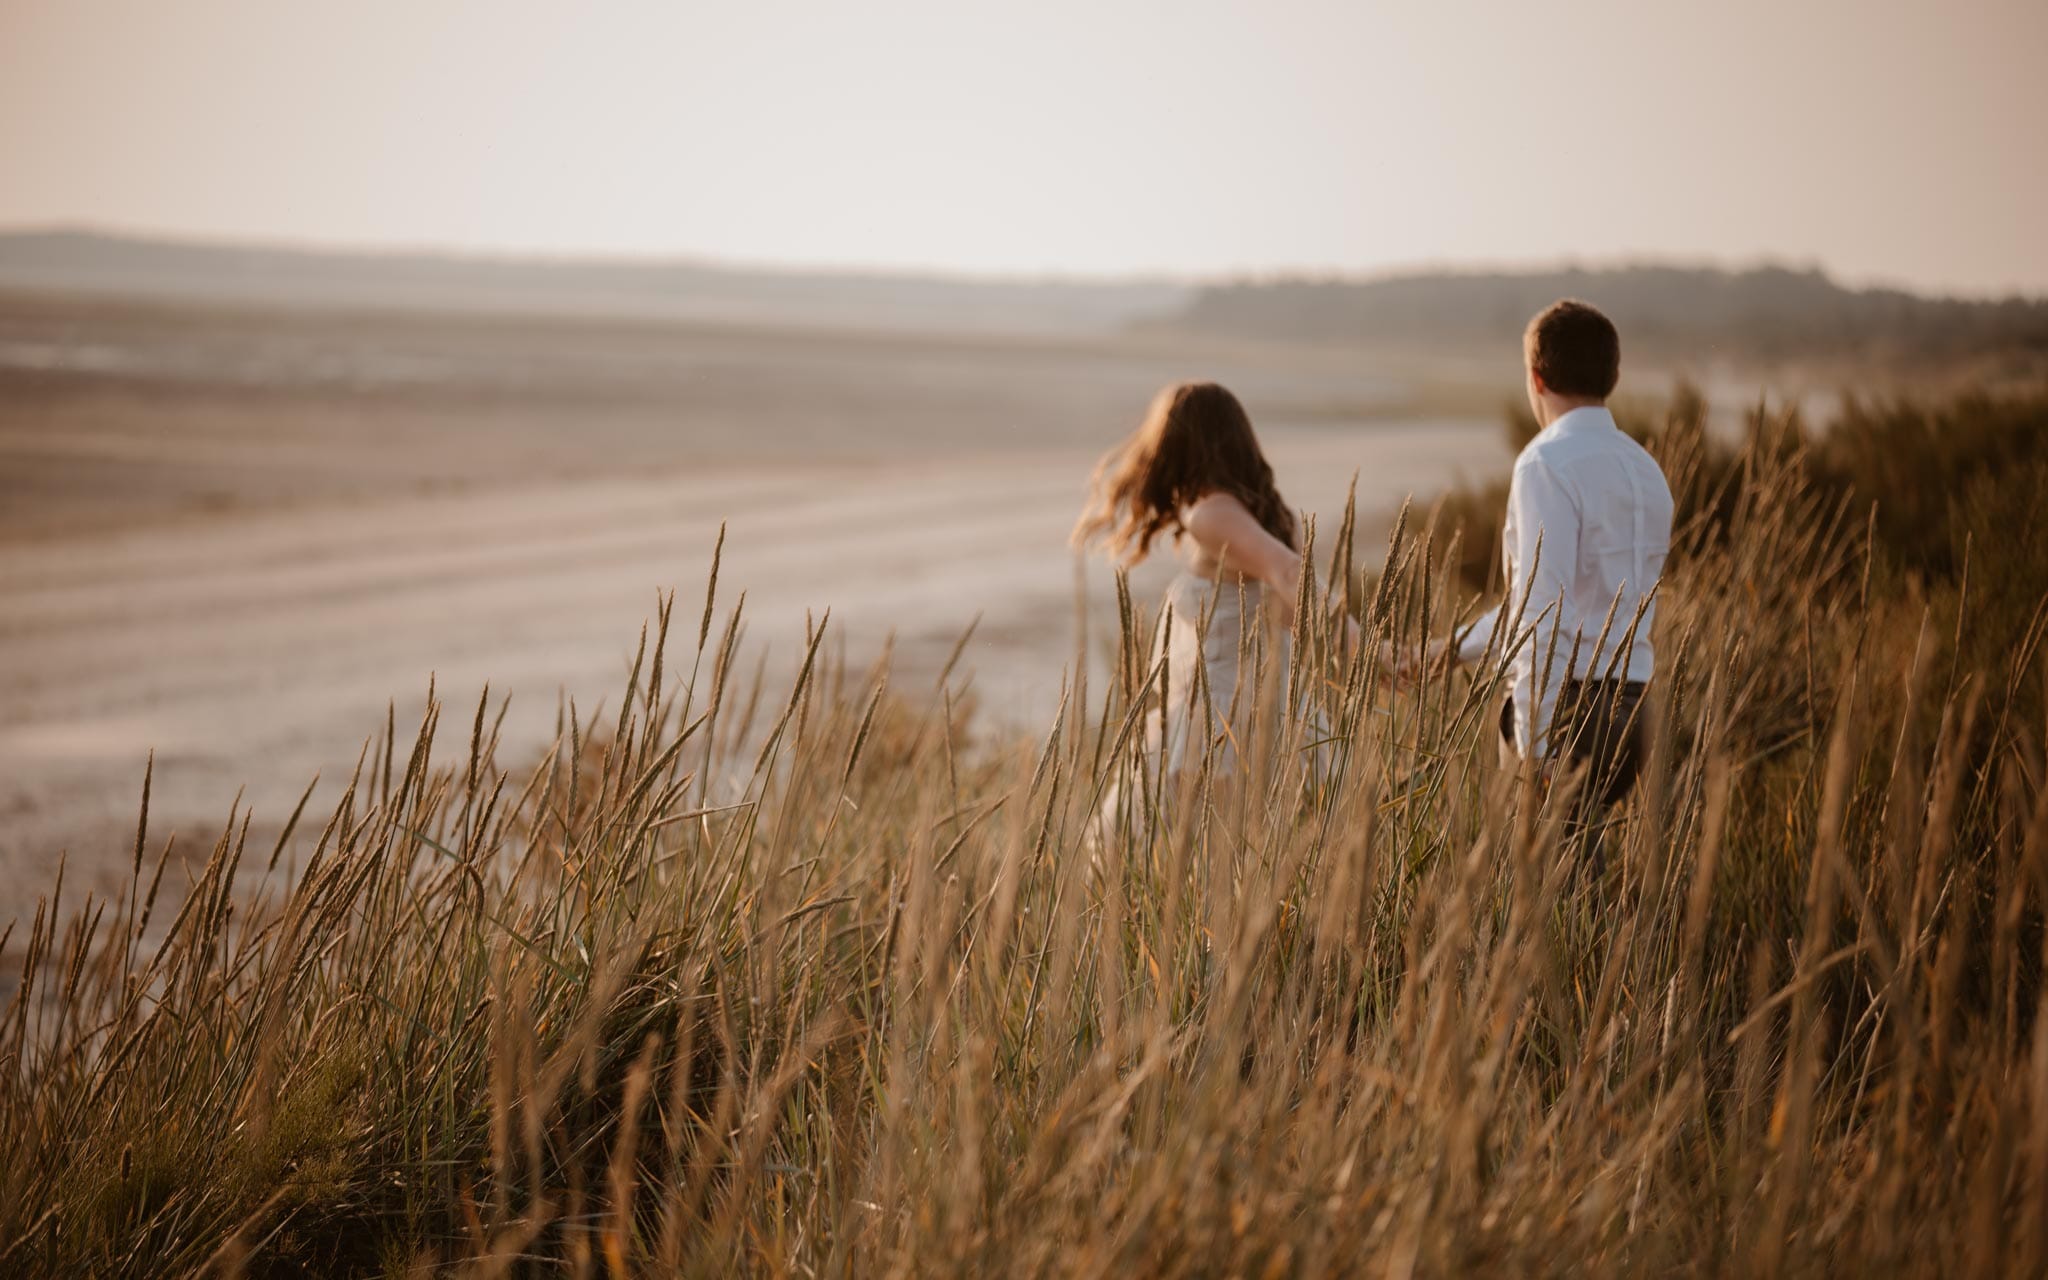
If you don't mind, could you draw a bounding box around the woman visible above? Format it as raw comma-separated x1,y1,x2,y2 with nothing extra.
1073,381,1307,770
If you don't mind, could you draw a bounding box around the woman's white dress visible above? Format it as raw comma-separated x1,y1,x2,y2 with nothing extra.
1152,570,1295,774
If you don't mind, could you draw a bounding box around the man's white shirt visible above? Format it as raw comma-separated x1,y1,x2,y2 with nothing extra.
1456,406,1674,758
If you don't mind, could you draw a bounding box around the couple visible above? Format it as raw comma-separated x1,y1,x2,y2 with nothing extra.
1073,299,1674,826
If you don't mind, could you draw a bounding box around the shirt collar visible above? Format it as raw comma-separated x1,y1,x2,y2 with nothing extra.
1540,404,1616,440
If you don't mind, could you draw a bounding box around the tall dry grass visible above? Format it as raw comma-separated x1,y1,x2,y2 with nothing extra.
3,390,2046,1277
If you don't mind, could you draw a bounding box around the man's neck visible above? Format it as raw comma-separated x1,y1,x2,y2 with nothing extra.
1538,396,1606,429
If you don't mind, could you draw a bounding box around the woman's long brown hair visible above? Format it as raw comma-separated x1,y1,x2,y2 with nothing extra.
1072,381,1295,564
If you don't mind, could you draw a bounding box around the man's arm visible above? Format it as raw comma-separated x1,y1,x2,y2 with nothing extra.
1453,605,1501,666
1505,455,1580,759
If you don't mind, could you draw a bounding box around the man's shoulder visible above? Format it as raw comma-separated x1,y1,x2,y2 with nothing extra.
1512,432,1574,477
1607,429,1676,493
1518,421,1666,476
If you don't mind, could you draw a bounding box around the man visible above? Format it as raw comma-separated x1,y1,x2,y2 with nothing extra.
1426,299,1674,826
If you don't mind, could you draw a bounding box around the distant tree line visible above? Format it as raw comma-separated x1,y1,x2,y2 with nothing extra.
1157,264,2048,366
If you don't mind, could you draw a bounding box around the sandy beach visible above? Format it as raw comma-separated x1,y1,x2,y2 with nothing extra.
0,293,1506,923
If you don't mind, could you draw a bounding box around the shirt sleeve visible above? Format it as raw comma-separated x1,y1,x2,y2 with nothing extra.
1454,605,1500,665
1506,455,1580,759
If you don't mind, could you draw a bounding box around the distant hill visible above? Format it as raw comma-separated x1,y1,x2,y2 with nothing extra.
1157,265,2048,367
9,235,2046,368
0,230,1191,339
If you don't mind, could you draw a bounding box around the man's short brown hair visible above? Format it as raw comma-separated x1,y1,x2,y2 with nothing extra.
1525,299,1620,399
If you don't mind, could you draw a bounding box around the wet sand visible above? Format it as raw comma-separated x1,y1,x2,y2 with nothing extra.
1,293,1506,923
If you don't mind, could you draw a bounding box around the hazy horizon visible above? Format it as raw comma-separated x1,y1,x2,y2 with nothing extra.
5,1,2045,298
7,223,2038,305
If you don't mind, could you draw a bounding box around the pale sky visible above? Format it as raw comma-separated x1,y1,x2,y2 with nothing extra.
2,0,2044,295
